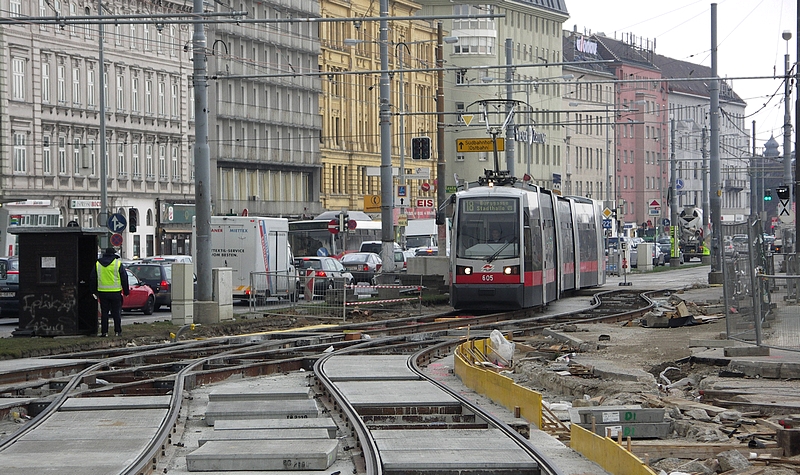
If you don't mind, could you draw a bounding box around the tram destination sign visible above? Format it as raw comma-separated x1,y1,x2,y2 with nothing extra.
462,198,516,213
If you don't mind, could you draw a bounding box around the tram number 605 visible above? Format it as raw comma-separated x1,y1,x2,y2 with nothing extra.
481,274,494,281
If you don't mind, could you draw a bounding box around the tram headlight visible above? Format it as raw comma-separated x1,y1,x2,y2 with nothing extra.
503,265,519,275
457,265,472,275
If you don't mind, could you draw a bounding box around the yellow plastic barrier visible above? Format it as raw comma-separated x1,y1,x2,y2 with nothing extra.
454,338,655,475
570,424,657,475
454,338,542,429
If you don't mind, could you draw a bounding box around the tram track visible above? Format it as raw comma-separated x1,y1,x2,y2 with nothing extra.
0,288,661,474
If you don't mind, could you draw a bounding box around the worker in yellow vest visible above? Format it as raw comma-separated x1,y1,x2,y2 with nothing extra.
90,247,130,337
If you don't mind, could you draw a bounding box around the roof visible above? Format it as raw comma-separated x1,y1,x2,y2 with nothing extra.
651,53,745,104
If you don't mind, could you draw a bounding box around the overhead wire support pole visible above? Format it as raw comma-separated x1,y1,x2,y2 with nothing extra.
670,119,679,267
98,0,107,249
436,22,447,239
378,0,395,272
193,0,212,302
504,39,515,176
709,3,723,280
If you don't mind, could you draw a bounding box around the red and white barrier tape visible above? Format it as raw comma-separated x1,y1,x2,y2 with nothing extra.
345,297,418,306
348,284,422,290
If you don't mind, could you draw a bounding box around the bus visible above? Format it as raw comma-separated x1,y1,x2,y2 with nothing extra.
0,201,61,256
289,212,382,258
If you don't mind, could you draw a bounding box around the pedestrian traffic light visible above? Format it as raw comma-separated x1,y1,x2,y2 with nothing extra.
776,186,790,201
129,208,138,232
764,189,773,201
411,136,431,159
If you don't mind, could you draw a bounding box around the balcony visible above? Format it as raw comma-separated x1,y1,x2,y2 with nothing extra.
724,179,746,191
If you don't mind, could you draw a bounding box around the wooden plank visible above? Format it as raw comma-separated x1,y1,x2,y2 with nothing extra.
646,395,729,416
629,442,783,460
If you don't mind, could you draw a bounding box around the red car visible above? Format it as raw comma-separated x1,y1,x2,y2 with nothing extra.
122,269,156,314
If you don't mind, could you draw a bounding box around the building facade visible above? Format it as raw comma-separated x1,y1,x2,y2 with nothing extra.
561,31,616,203
318,0,438,219
0,0,196,259
419,0,569,190
208,0,323,219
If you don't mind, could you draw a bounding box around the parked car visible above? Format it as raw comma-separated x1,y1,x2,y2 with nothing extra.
138,255,193,264
0,257,19,318
414,246,438,256
359,241,401,255
340,252,383,284
295,256,353,294
394,250,407,272
122,270,156,314
771,237,783,253
732,234,748,254
657,236,684,264
127,263,172,310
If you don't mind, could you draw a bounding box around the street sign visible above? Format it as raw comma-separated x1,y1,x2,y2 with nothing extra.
649,207,660,216
347,219,357,230
445,185,458,193
107,213,127,233
413,167,431,179
602,207,613,219
456,137,505,152
327,219,340,235
421,182,431,192
778,200,795,224
675,179,684,191
662,218,670,227
648,199,661,208
602,219,612,229
109,233,123,247
364,195,381,212
398,214,408,227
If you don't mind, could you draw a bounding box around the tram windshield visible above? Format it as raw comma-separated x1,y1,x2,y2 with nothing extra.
456,197,519,260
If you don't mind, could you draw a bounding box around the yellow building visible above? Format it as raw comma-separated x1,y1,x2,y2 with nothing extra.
319,1,440,216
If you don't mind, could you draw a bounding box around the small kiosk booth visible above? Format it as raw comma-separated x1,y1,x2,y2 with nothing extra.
11,227,107,337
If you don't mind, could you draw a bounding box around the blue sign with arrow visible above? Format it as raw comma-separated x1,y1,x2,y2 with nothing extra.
107,213,127,233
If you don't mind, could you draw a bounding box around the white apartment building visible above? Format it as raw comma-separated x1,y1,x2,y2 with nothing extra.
0,0,323,258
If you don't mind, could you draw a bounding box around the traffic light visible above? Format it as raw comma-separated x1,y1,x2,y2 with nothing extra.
776,186,790,201
764,189,773,201
129,208,138,232
411,136,431,159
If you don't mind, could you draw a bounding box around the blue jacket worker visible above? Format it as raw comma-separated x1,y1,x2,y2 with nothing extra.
90,247,130,337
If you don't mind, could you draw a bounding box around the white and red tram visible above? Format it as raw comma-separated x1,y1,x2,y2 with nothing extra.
450,177,605,310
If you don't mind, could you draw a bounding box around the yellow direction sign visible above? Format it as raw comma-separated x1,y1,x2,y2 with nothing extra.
456,138,505,152
364,195,381,212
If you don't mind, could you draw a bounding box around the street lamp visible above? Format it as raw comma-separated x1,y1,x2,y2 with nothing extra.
782,30,793,236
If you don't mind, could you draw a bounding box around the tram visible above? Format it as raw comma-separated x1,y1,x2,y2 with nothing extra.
450,171,605,310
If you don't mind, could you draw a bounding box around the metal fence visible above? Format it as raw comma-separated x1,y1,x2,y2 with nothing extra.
722,220,800,351
247,271,425,321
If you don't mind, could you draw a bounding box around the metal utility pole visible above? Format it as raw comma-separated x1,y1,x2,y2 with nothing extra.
605,106,611,202
98,0,108,249
193,0,212,302
504,38,515,175
397,43,407,250
795,9,800,250
436,22,447,243
378,0,395,271
670,119,679,267
702,126,709,238
709,3,722,281
783,30,794,249
750,120,757,220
